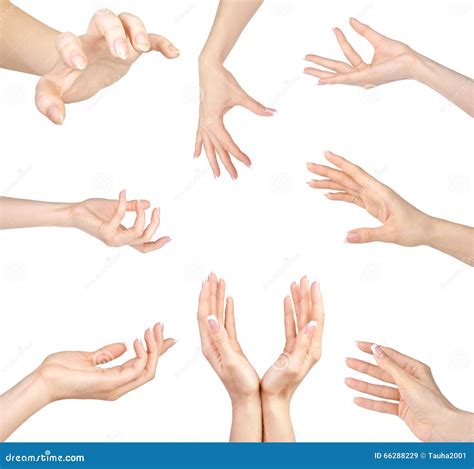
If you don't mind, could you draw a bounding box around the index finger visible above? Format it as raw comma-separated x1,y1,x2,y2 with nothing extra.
324,151,375,189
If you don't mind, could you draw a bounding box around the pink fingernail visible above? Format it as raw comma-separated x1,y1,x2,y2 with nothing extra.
71,54,86,70
114,38,129,60
305,320,317,336
371,344,385,359
207,315,220,332
264,107,278,115
346,232,360,243
47,106,63,125
135,33,150,52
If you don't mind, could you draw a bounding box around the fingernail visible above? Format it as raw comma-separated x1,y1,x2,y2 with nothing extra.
170,339,178,346
114,38,129,59
346,232,360,243
156,207,161,217
207,314,220,332
314,78,321,85
332,27,337,34
371,344,385,359
135,33,150,52
324,193,331,198
305,320,317,336
71,54,86,70
264,107,278,115
170,46,180,56
47,106,63,125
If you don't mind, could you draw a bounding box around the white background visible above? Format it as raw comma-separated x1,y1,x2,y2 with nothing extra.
0,0,473,442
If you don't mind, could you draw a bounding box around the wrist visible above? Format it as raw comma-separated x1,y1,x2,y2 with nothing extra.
199,50,224,68
410,52,436,84
261,392,291,409
231,390,261,409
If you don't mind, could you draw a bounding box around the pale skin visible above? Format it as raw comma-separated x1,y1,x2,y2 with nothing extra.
346,342,474,442
197,274,324,442
195,0,277,180
0,191,171,253
0,2,179,124
307,151,474,266
303,17,474,117
0,323,176,441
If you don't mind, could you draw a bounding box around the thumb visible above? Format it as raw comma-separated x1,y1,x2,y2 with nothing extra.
371,344,412,390
239,92,277,116
345,226,387,244
35,78,65,125
291,321,318,364
207,315,233,356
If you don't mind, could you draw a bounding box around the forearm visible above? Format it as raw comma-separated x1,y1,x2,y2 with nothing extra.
261,395,295,442
0,197,73,229
0,371,51,441
199,0,263,65
229,394,262,442
0,1,59,75
411,52,474,117
424,216,474,266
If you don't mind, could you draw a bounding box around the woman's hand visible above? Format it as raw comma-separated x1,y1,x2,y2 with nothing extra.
194,62,276,180
197,273,260,402
304,18,416,88
261,277,324,402
307,151,432,246
36,9,179,124
0,324,175,440
37,324,175,402
197,273,262,441
70,190,171,253
346,342,473,442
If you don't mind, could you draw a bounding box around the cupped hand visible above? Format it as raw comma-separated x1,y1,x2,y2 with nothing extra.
346,342,473,442
37,323,176,402
197,273,260,402
261,277,324,401
36,9,179,124
71,189,171,253
307,151,432,246
194,63,277,179
304,18,416,88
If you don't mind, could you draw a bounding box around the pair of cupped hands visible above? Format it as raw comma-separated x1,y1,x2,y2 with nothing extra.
16,272,470,442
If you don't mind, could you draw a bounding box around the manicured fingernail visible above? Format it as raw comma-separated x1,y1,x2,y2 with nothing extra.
371,344,385,359
332,27,337,34
314,78,321,85
135,33,150,52
264,107,278,115
305,320,317,336
346,232,360,243
71,54,86,70
170,46,180,56
170,339,178,346
164,237,172,244
156,207,161,216
47,106,63,124
114,38,129,59
207,315,220,332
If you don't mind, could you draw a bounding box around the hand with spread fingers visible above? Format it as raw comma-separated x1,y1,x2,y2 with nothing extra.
307,151,474,265
0,191,171,253
35,9,179,124
0,324,176,441
195,0,276,180
346,342,474,442
304,17,474,116
197,273,262,441
261,277,325,441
